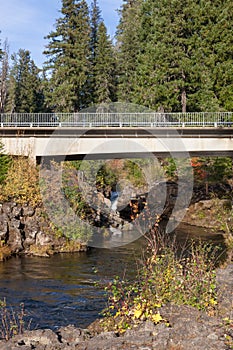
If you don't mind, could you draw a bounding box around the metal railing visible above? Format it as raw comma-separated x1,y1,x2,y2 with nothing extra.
0,112,232,128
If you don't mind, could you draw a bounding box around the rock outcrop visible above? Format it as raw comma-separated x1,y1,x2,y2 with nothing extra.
0,202,87,260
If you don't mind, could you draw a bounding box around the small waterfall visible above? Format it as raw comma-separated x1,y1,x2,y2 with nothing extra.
110,191,119,211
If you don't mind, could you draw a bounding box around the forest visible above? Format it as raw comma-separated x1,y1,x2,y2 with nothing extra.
0,0,232,114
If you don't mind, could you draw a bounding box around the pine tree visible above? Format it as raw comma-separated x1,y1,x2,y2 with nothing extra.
116,0,142,103
122,0,233,112
92,22,117,104
5,49,45,113
44,0,91,112
90,0,102,60
205,0,233,111
132,0,203,111
89,0,102,102
0,39,9,113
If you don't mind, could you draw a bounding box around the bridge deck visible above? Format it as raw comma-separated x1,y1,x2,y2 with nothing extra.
0,126,233,138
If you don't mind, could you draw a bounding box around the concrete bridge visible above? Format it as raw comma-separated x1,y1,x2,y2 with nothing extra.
0,112,233,162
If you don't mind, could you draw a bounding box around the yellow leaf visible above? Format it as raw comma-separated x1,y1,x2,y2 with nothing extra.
154,303,162,308
134,309,143,319
151,313,163,323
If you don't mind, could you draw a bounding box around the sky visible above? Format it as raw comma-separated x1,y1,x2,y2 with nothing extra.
0,0,122,68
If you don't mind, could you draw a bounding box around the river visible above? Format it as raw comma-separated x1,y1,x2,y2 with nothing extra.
0,224,224,330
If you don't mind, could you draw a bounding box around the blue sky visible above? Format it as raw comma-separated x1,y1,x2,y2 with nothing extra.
0,0,122,68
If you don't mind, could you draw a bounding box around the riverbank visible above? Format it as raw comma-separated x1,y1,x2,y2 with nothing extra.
0,201,88,261
0,185,232,349
0,188,232,261
0,263,232,350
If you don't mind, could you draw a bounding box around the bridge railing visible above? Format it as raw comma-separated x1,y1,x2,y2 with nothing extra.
0,112,232,127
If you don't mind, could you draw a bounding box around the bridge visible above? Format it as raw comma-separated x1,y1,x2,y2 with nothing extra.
0,112,233,162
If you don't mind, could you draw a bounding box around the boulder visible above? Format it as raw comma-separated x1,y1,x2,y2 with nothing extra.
0,213,8,240
7,225,23,253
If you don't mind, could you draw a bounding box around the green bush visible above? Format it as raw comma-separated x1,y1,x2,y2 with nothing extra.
0,141,11,183
102,230,219,333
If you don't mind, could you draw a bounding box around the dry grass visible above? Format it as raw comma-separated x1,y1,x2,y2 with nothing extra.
0,245,12,261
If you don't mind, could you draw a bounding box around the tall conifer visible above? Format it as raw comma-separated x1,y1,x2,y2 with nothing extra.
93,22,117,104
89,0,102,103
90,0,102,60
116,0,142,103
44,0,91,112
0,39,9,113
119,0,233,112
6,49,44,113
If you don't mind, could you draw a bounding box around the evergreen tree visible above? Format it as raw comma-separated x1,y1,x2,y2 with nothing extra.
6,49,45,113
122,0,233,112
93,22,117,104
131,0,203,111
206,0,233,111
116,0,142,103
89,0,102,101
90,0,102,60
44,0,91,112
0,39,9,113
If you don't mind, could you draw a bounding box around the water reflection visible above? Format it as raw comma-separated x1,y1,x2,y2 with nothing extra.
0,224,225,330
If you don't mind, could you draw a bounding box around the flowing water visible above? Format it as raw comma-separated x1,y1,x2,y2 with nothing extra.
0,224,225,330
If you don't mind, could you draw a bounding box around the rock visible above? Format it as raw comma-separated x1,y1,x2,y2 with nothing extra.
36,231,53,246
1,202,15,215
216,264,233,319
24,216,40,239
57,325,91,345
0,329,61,349
10,218,21,229
7,225,23,253
12,205,22,218
22,205,35,217
0,213,8,239
181,198,233,231
103,197,111,208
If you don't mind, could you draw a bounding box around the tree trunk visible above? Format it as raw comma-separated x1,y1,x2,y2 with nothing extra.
181,88,187,113
181,70,186,113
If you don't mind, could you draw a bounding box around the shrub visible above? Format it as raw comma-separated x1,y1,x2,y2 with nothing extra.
0,299,29,340
0,140,11,184
0,156,41,206
102,228,219,333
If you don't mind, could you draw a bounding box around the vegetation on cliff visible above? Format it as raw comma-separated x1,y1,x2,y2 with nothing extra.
0,157,41,206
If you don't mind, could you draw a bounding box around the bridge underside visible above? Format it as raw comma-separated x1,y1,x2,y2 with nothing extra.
1,127,233,162
36,150,233,164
